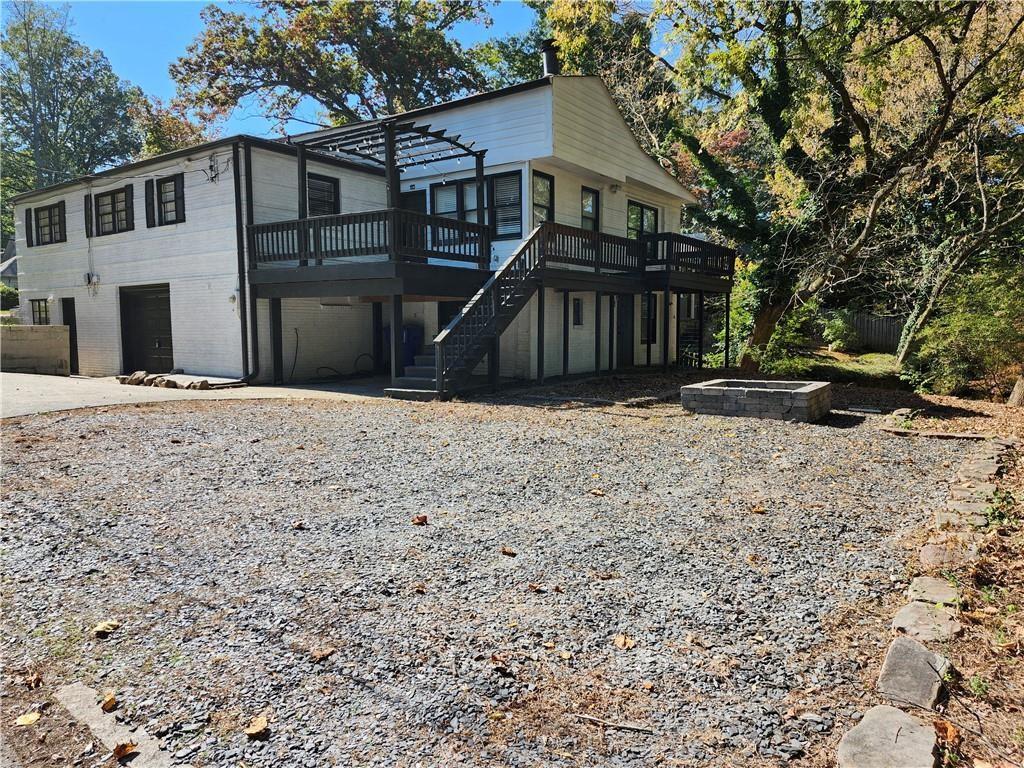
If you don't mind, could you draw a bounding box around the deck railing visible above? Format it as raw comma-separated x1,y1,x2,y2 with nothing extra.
645,232,736,276
248,209,489,268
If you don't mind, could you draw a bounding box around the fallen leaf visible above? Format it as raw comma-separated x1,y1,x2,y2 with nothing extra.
933,719,960,746
613,634,636,650
25,671,42,689
589,488,605,497
751,504,766,514
100,691,117,712
244,715,269,739
527,582,545,593
542,641,555,649
92,619,121,638
411,514,428,526
291,520,306,530
310,647,335,662
112,742,137,760
500,546,517,557
14,711,40,726
412,582,427,594
558,650,572,660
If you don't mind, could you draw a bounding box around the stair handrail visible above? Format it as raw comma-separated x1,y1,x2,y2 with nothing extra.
434,224,547,392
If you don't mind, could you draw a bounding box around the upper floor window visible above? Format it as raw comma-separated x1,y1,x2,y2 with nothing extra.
429,171,522,240
95,185,134,235
532,171,554,227
307,173,340,217
581,187,600,232
627,200,658,240
34,202,66,245
157,174,185,225
31,299,49,325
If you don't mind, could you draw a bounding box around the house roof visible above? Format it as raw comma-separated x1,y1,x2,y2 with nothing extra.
0,255,17,277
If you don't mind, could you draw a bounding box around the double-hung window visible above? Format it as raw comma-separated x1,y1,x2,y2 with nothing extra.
31,299,49,325
580,187,600,231
307,173,340,217
95,186,133,235
532,171,554,227
627,200,658,240
34,202,66,245
157,174,185,224
429,171,522,240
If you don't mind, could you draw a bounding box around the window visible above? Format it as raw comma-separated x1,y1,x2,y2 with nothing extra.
307,173,340,217
429,171,522,240
31,299,49,325
157,174,185,225
572,298,584,326
581,187,600,231
95,186,133,235
532,171,554,227
627,200,658,240
34,202,66,245
640,294,657,345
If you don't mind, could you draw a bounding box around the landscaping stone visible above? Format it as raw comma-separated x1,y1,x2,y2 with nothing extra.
893,602,963,642
837,705,937,768
946,499,989,516
126,370,147,385
876,636,950,709
143,374,161,386
908,576,958,605
949,482,996,500
919,531,982,570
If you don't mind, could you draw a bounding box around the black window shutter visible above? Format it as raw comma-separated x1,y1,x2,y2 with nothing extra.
145,180,155,227
24,208,33,247
84,194,93,237
124,184,134,230
57,200,66,242
174,174,185,222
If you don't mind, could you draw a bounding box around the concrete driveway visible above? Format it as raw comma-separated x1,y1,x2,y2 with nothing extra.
0,372,387,418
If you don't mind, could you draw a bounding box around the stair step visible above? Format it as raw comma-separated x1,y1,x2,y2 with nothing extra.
393,376,437,389
404,365,436,378
384,387,440,402
413,354,436,367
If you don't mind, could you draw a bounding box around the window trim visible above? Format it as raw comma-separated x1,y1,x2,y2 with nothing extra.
580,186,600,232
428,170,523,241
531,170,555,227
34,201,66,245
627,199,659,240
306,172,341,217
30,299,50,325
156,173,186,226
94,185,134,236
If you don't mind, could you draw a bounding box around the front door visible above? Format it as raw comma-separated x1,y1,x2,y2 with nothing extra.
60,297,79,375
120,285,173,373
615,294,634,368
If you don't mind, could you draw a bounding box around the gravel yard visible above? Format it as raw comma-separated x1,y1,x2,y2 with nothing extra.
1,397,970,767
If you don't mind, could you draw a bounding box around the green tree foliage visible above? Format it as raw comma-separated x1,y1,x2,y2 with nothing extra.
171,0,493,127
130,97,217,159
470,1,548,88
1,1,143,238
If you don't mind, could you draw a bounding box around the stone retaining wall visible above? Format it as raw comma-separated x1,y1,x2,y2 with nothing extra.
1,325,70,376
680,379,832,422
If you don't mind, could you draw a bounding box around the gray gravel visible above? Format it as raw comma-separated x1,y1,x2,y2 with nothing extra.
1,398,966,766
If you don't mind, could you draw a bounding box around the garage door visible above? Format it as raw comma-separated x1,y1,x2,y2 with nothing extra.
120,284,173,373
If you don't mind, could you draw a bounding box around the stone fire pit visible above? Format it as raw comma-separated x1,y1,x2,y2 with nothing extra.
680,379,832,422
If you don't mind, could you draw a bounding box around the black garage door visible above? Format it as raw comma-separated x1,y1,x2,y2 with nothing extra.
120,284,173,373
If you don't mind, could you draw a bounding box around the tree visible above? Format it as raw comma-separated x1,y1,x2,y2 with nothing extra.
470,0,548,88
171,0,493,128
130,96,218,159
1,1,142,238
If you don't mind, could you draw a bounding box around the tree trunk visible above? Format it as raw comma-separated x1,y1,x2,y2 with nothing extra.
1008,375,1024,407
739,302,787,371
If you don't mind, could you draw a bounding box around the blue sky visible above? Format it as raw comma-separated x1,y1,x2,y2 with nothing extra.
64,0,536,137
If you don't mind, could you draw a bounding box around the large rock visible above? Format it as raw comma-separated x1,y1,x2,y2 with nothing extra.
143,373,162,386
126,370,148,385
919,531,981,570
908,576,958,605
838,705,936,768
876,636,950,709
893,602,962,642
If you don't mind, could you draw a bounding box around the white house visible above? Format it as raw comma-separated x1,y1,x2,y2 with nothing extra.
12,57,735,399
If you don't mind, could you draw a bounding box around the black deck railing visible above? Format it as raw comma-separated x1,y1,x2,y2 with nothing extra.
645,232,735,276
248,208,490,268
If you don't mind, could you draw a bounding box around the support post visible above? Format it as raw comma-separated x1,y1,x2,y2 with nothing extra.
724,290,731,368
662,285,670,370
562,290,569,377
697,290,705,370
296,145,308,266
537,283,545,383
270,297,283,385
372,302,384,373
645,291,653,367
383,122,400,262
607,294,615,371
475,151,489,269
595,291,602,373
390,295,403,384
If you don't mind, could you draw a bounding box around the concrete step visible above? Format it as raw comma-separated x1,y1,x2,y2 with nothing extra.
384,387,440,402
393,376,437,389
405,365,436,378
413,354,436,367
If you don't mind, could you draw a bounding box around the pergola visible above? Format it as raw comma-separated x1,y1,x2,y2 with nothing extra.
289,118,488,220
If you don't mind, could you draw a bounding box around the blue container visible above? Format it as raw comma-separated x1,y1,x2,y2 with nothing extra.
383,323,425,369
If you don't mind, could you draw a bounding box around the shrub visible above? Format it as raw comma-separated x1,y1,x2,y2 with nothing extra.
821,310,860,352
0,283,17,310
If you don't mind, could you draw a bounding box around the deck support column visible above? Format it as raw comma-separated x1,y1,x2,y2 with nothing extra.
697,290,705,370
372,302,384,373
594,291,602,373
724,290,731,368
383,122,400,209
270,297,283,385
607,294,615,371
645,290,653,367
562,290,569,377
390,295,403,384
537,283,545,383
475,151,489,268
662,285,670,370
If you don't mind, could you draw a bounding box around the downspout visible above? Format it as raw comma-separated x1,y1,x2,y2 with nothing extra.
231,141,251,379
